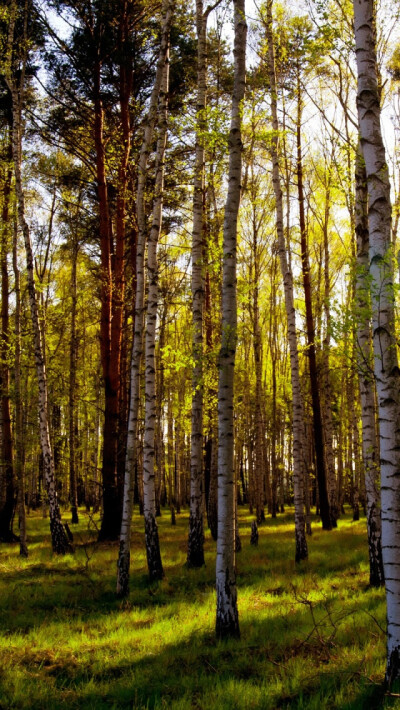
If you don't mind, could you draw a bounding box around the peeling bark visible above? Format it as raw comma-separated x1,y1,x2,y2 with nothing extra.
353,0,400,683
354,144,384,587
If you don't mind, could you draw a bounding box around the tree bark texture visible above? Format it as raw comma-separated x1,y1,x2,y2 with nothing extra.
353,0,400,684
6,2,71,554
69,239,79,525
117,0,173,595
187,0,210,568
215,0,246,640
13,219,27,556
142,54,170,582
94,53,120,541
0,155,16,542
321,175,339,527
354,143,384,587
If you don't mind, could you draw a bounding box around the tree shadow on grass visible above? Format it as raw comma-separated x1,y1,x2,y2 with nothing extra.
0,582,387,710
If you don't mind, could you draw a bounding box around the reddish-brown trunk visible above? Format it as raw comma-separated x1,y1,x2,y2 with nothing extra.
94,56,120,541
113,4,132,501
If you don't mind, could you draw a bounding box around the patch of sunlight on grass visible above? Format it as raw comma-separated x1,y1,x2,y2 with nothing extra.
0,506,391,709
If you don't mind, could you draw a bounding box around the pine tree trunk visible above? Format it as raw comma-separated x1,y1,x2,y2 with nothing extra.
94,54,121,541
69,239,79,525
215,0,246,640
187,0,210,568
296,71,331,532
117,0,173,595
354,143,384,587
353,0,400,684
321,182,338,527
265,0,307,561
114,1,132,506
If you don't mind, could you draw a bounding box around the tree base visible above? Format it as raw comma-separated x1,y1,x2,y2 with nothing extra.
386,647,400,689
98,492,121,542
71,506,79,525
187,512,205,567
145,514,164,582
50,518,73,554
368,541,384,588
295,534,308,563
216,567,240,639
19,542,28,558
117,547,130,597
0,530,19,543
250,520,258,546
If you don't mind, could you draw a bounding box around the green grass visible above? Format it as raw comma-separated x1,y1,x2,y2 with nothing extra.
0,506,398,709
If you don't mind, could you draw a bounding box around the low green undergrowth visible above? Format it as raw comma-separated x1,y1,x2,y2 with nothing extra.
0,507,397,709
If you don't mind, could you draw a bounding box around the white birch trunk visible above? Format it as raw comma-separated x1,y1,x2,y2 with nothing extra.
142,56,170,582
117,0,173,595
265,0,307,562
353,0,400,683
215,0,246,639
13,219,27,557
354,143,384,587
5,3,71,554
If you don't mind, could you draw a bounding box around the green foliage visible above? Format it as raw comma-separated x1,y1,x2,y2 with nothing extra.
0,508,395,709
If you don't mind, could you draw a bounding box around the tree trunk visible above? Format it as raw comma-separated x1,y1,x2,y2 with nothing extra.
187,0,211,568
321,176,338,527
94,53,120,541
117,0,173,595
142,54,170,582
69,239,79,524
354,143,384,586
6,4,71,554
114,1,132,507
0,156,16,543
215,0,246,640
265,0,307,561
253,252,265,524
13,219,27,556
353,0,400,684
296,69,331,531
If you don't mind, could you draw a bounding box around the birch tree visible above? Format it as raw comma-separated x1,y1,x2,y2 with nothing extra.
215,0,246,640
4,0,72,554
354,145,383,587
353,0,400,683
117,0,173,595
0,137,15,542
13,218,27,556
142,53,170,583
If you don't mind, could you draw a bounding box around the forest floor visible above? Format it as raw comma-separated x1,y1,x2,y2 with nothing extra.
0,506,398,709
